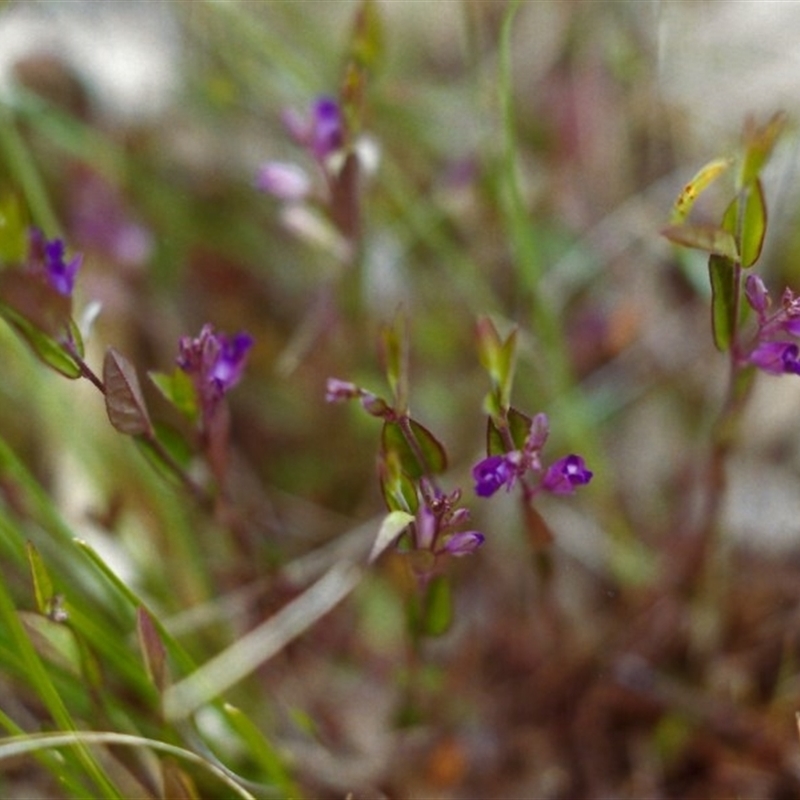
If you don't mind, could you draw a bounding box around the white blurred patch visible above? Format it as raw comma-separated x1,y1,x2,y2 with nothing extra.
0,0,181,122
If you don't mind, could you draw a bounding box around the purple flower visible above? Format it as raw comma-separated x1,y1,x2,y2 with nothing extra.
177,325,253,418
442,530,485,556
255,161,311,201
28,228,82,297
325,377,360,403
472,454,516,498
541,455,593,495
283,96,345,164
743,276,800,376
748,340,800,375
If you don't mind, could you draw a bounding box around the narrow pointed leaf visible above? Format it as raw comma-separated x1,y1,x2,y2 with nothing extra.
708,254,737,351
0,300,82,378
25,542,54,616
739,111,786,188
379,313,408,412
223,704,300,797
661,223,737,260
103,347,153,436
670,157,732,223
722,178,767,268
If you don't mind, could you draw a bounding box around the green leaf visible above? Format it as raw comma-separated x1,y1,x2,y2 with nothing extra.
0,193,27,264
25,542,54,617
379,452,418,514
103,347,154,437
0,299,82,378
149,368,199,421
722,178,767,268
487,407,532,456
739,111,786,189
708,254,737,351
669,157,732,224
661,223,737,260
368,510,414,563
381,418,447,479
18,611,83,677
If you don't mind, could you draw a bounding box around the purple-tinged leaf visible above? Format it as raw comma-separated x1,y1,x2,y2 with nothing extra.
103,347,153,437
137,606,168,694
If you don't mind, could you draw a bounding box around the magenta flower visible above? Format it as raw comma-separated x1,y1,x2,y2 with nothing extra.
28,228,82,297
177,325,253,420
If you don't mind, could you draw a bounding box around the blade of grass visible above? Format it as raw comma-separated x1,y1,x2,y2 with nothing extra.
0,731,257,800
0,564,124,798
164,561,362,721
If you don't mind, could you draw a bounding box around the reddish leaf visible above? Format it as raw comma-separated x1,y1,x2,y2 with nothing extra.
103,348,153,436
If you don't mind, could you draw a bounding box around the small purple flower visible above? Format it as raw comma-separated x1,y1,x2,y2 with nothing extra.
309,97,344,162
745,274,770,318
748,340,800,375
325,377,360,403
283,96,345,164
177,325,253,418
28,228,82,297
255,161,311,201
442,530,485,556
472,454,516,498
541,455,593,495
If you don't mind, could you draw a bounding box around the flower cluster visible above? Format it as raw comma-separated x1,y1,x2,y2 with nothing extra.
410,480,485,559
472,412,593,499
256,96,345,201
177,324,254,422
743,274,800,375
28,228,82,298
